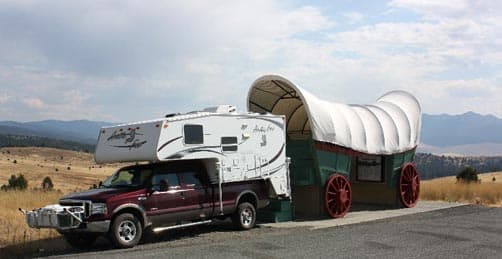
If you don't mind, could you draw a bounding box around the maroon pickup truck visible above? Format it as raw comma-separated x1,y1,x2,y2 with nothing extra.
24,159,270,248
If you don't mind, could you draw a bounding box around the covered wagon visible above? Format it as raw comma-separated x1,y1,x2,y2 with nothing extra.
248,75,421,220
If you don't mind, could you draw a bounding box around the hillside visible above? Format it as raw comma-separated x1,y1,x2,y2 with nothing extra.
0,147,119,193
415,153,502,179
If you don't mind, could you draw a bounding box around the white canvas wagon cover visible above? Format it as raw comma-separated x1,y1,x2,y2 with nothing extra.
247,75,421,155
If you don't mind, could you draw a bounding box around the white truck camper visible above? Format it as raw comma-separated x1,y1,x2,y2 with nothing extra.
95,105,291,204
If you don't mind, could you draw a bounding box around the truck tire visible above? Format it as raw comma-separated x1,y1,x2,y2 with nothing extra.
232,202,256,230
109,213,143,248
63,233,98,249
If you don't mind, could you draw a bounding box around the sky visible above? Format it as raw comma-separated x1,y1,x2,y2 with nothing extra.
0,0,500,122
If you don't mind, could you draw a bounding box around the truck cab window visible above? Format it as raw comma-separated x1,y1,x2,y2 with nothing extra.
102,167,152,187
180,171,203,187
184,124,203,144
151,173,180,191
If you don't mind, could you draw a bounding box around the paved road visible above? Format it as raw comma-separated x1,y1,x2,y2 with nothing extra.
45,205,501,259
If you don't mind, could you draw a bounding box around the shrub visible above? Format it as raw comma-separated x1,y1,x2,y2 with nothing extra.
456,167,479,183
8,175,17,187
15,174,28,190
5,174,28,190
41,176,54,191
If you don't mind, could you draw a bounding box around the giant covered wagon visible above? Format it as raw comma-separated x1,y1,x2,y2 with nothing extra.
248,75,421,220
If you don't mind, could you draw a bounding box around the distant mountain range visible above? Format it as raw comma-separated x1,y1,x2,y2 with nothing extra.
418,112,502,156
0,111,501,156
421,112,502,147
0,120,114,145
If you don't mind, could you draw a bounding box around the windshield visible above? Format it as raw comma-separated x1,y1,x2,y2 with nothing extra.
102,167,153,188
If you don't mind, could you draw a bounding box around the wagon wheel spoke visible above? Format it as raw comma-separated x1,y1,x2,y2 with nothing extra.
329,182,337,191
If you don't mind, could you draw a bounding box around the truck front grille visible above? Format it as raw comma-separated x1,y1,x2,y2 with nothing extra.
59,199,92,217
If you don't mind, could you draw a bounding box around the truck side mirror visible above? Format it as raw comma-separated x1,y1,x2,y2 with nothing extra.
159,180,169,192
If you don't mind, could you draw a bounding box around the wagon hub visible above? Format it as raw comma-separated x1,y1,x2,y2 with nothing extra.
411,177,418,193
338,189,348,204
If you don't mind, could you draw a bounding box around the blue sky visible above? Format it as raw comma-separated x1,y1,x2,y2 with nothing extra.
0,0,500,122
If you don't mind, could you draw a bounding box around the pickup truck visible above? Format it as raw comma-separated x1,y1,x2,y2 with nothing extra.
23,159,270,248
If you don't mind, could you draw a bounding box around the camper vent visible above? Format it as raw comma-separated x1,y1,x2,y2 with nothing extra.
203,105,236,114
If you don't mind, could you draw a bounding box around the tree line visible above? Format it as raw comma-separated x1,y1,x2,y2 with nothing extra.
415,153,502,180
0,134,94,153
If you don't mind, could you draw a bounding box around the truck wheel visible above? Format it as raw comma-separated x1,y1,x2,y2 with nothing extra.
232,202,256,230
63,233,98,249
109,213,143,248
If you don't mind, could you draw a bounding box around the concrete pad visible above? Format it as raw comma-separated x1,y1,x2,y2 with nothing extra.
261,201,467,230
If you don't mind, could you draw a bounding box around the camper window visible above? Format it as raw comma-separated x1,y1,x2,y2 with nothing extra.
221,137,238,152
184,124,204,144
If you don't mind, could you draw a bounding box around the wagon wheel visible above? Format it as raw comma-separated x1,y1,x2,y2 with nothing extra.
399,162,420,208
325,174,352,218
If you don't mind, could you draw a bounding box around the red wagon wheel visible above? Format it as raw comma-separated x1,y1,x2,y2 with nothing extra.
399,162,420,208
325,174,352,218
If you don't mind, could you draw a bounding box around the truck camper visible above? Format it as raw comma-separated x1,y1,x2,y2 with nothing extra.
23,105,291,248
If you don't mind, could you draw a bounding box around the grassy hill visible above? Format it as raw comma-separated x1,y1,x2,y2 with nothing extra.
0,147,116,193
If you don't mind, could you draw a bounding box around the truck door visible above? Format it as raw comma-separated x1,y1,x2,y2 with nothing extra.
146,172,185,226
178,170,212,220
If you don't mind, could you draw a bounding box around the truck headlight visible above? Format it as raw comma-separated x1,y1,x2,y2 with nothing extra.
91,203,108,215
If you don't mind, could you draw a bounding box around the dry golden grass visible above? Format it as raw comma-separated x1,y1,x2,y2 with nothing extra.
0,147,123,249
420,172,502,207
0,190,61,248
0,147,117,193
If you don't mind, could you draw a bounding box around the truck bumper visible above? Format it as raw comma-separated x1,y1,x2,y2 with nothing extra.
58,220,111,233
24,204,110,233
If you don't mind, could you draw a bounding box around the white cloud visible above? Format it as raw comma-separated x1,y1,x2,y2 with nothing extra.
22,98,45,109
342,11,364,24
0,0,500,121
0,93,10,104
